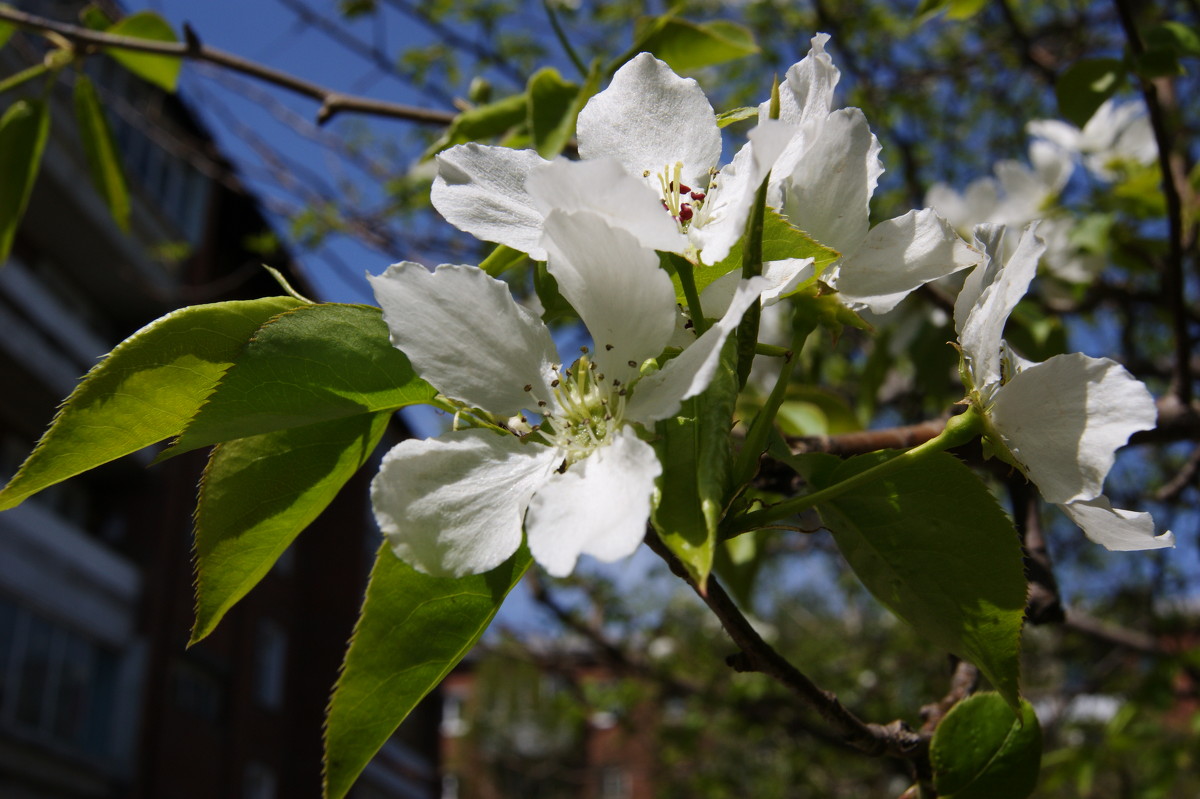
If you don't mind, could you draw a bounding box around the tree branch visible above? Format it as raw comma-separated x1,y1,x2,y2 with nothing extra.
0,5,457,126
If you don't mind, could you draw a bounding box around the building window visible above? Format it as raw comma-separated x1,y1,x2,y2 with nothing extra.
252,619,288,711
0,594,121,760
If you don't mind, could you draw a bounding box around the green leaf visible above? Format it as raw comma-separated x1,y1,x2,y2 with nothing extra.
0,297,301,510
799,450,1027,708
633,17,758,72
716,106,758,128
479,243,530,277
73,73,131,231
1146,21,1200,58
324,546,530,799
679,208,840,303
0,6,14,52
931,692,1042,799
165,304,436,456
79,3,115,30
105,12,182,93
527,67,578,159
916,0,988,21
0,99,49,264
190,411,391,644
1055,59,1126,128
1132,47,1183,79
423,92,528,158
651,338,738,589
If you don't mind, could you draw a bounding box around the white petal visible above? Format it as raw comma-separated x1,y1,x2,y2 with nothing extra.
833,209,982,314
692,119,796,265
371,429,560,576
990,353,1158,504
369,262,557,416
526,157,684,254
577,53,721,184
525,427,660,576
955,223,1045,388
700,258,813,315
1059,497,1174,551
540,210,677,386
780,33,840,127
431,144,550,259
777,108,880,256
1026,119,1082,154
626,276,769,423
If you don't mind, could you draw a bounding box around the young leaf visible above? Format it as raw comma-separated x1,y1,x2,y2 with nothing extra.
526,66,579,159
0,8,14,52
105,11,182,93
651,339,738,589
0,99,50,264
0,297,301,511
324,546,530,799
423,92,528,158
479,242,530,277
73,72,131,231
931,692,1042,799
1055,59,1125,128
190,411,392,644
633,17,758,72
799,450,1027,708
164,304,436,456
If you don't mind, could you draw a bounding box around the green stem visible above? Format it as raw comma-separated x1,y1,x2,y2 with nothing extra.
672,253,709,336
728,407,984,536
542,0,587,79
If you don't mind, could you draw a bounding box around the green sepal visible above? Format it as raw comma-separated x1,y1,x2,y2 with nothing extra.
0,297,301,511
323,546,531,799
788,449,1027,709
651,337,739,590
74,72,131,231
190,410,392,644
163,303,436,457
105,11,182,93
0,98,50,264
931,692,1042,798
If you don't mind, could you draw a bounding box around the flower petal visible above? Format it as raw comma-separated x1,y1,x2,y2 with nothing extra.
431,143,550,259
776,107,880,257
955,223,1044,389
524,427,661,576
526,157,684,254
577,53,721,185
626,276,769,423
700,258,813,315
779,32,840,127
990,353,1158,504
1058,496,1174,551
371,429,560,576
833,209,982,314
541,209,678,386
369,262,558,416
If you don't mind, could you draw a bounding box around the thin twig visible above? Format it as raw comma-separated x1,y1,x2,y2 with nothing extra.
0,5,457,126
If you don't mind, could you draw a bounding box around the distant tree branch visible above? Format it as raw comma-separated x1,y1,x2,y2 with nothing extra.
0,5,457,126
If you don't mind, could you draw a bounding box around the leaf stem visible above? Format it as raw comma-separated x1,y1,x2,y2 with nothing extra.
541,0,587,79
728,406,983,535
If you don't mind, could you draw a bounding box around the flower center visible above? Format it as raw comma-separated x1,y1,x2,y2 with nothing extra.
644,161,707,230
536,349,628,465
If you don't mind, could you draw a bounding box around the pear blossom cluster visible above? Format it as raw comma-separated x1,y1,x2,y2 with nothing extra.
366,35,1169,579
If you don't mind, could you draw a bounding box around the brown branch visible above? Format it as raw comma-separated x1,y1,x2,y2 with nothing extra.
1062,608,1163,655
919,660,979,733
1155,442,1200,501
0,5,457,126
1112,0,1197,405
644,531,929,764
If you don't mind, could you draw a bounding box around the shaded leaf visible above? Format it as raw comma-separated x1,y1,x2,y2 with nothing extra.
797,450,1027,708
191,411,391,643
166,304,436,456
633,17,758,72
0,297,301,510
931,692,1042,798
324,546,530,799
105,11,181,92
74,72,131,231
1146,21,1200,58
1056,59,1125,128
527,66,579,159
0,99,49,264
0,5,14,52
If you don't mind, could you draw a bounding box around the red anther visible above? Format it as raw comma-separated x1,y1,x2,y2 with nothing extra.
678,183,691,195
661,200,669,210
690,191,706,201
678,203,694,221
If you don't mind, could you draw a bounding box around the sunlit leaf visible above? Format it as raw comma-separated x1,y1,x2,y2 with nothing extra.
0,297,301,510
527,66,578,158
324,546,530,799
424,92,528,158
0,99,49,264
191,411,392,643
931,692,1042,798
73,73,131,231
165,304,435,456
633,17,758,72
105,11,182,93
